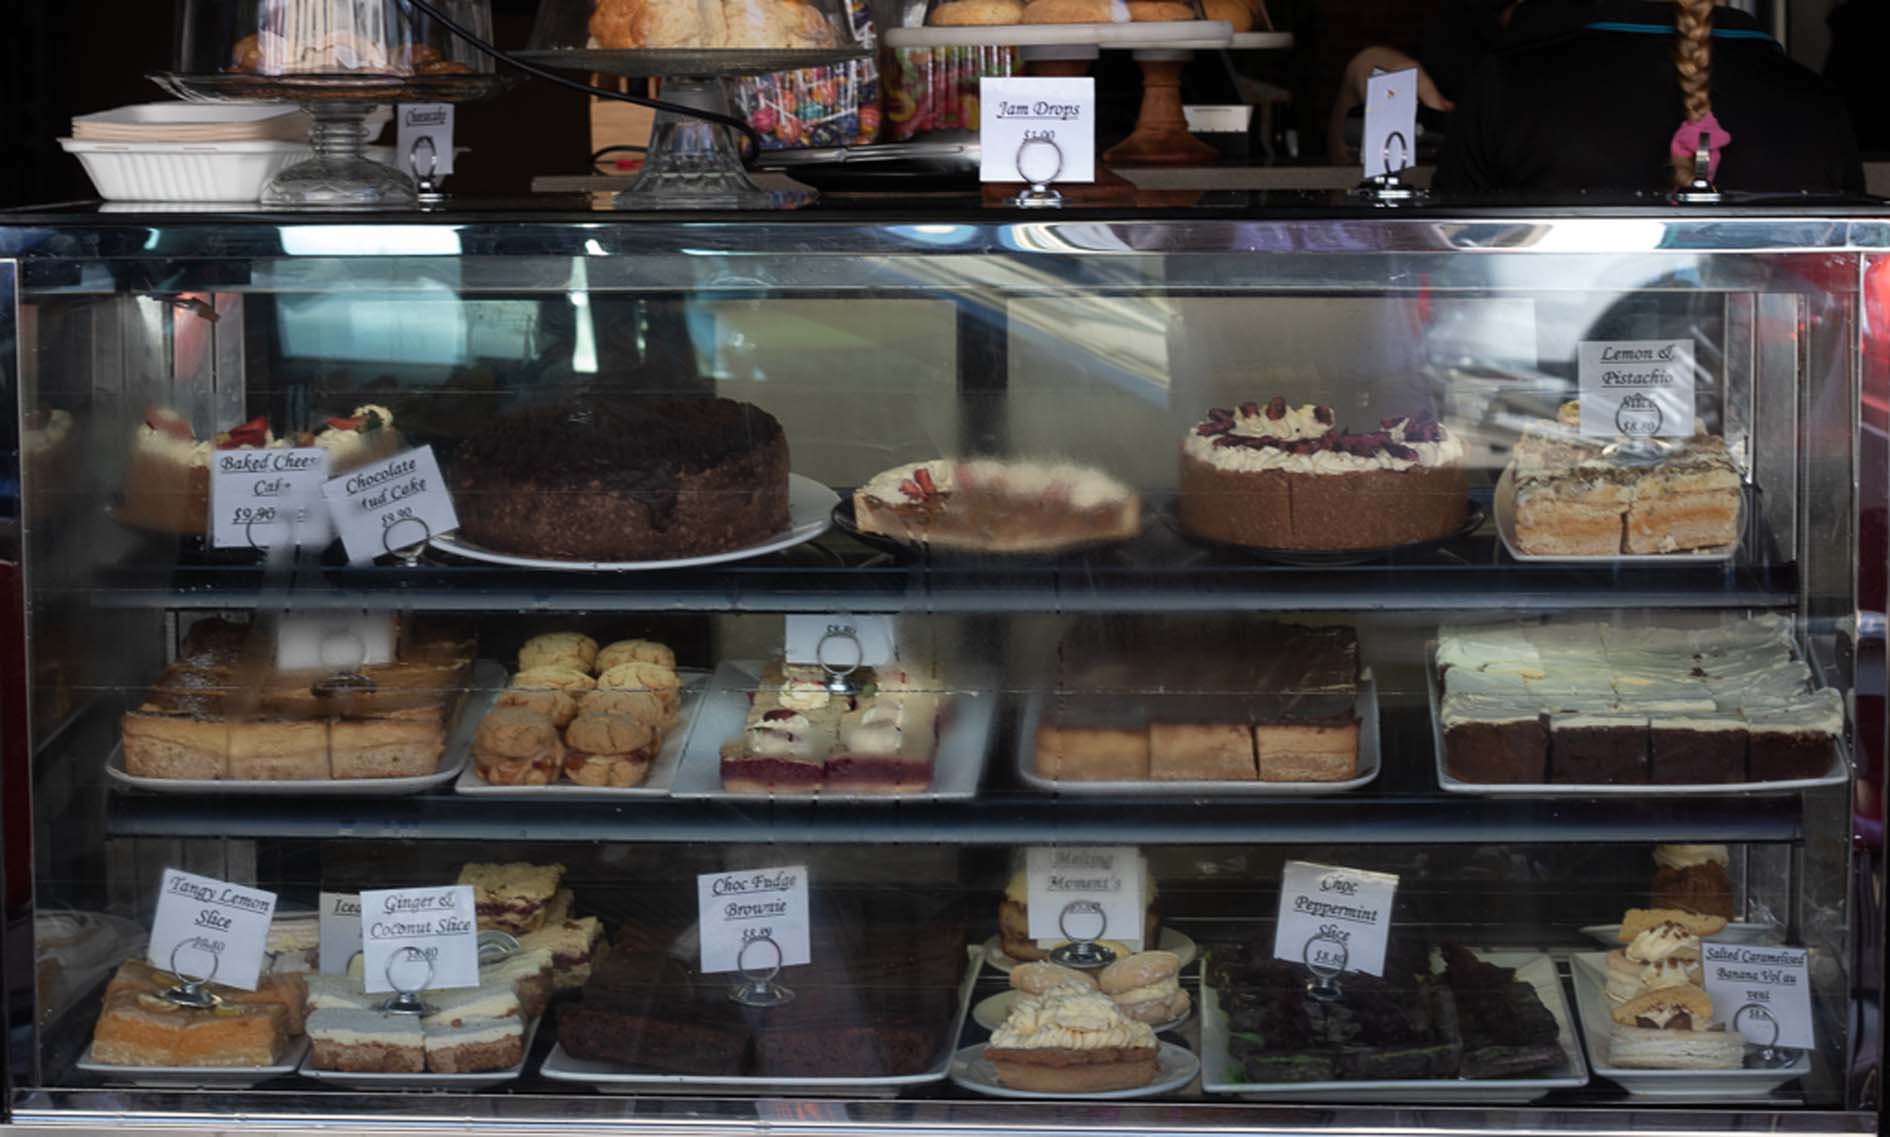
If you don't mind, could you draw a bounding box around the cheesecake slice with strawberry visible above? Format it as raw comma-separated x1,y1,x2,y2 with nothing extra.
119,407,288,535
314,404,403,473
851,458,1140,554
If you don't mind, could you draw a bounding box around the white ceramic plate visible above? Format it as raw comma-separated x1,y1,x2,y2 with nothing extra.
538,948,982,1095
886,21,1231,50
1015,673,1382,796
1425,649,1851,795
1569,951,1810,1097
949,1040,1199,1100
1582,923,1780,948
974,989,1191,1035
105,661,499,796
427,474,836,572
1229,31,1294,49
77,1036,310,1088
454,672,708,799
981,929,1198,975
299,1014,541,1091
1494,466,1739,563
668,662,997,802
1200,950,1588,1103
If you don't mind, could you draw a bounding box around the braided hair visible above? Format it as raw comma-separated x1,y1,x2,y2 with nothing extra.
1672,0,1716,186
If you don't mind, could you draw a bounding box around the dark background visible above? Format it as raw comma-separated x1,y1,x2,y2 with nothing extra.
0,0,592,208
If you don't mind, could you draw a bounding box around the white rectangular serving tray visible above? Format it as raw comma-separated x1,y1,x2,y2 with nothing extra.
298,1013,542,1091
1426,648,1850,795
538,946,982,1096
1014,673,1382,796
454,671,710,799
105,660,499,796
1200,950,1588,1104
1581,922,1779,947
1493,466,1740,563
77,1035,310,1089
668,662,997,802
1568,951,1810,1098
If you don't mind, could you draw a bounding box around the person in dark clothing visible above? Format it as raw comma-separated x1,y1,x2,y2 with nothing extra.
1435,0,1864,195
1823,0,1890,155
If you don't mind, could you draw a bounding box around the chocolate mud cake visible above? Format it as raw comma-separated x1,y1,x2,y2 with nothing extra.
448,397,789,561
1178,398,1467,551
1437,616,1841,784
1033,617,1361,783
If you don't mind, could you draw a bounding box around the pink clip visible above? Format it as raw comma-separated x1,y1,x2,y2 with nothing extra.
1670,111,1733,182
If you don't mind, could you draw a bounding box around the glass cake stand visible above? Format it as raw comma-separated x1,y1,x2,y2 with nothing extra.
150,71,509,207
509,46,866,210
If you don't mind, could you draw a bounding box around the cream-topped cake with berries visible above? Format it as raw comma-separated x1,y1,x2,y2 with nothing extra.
1178,397,1467,551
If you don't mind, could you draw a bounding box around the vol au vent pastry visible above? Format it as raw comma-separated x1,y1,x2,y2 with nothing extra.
1603,908,1724,1004
985,984,1160,1092
1178,398,1468,551
853,457,1140,554
1608,985,1744,1070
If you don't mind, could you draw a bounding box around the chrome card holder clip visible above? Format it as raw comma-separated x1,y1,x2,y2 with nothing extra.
1353,131,1423,205
1014,136,1066,210
159,938,223,1009
729,934,796,1008
1047,900,1117,970
411,136,447,209
816,626,864,695
1302,931,1349,1003
1675,131,1722,204
379,945,437,1016
1733,1002,1796,1068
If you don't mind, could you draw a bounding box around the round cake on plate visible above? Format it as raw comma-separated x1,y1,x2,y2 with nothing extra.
1178,397,1467,551
448,397,789,562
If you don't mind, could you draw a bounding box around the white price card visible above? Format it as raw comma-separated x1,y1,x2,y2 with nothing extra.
397,103,456,177
1362,67,1418,178
358,885,480,995
1702,941,1814,1049
698,865,811,975
318,891,363,977
322,445,459,565
148,869,278,992
784,614,897,670
1578,339,1697,438
209,446,331,550
979,77,1096,184
1273,860,1399,977
1025,846,1144,948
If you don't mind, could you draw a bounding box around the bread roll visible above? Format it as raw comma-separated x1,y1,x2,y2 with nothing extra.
1202,0,1253,29
1128,1,1197,19
930,0,1026,23
1023,0,1122,23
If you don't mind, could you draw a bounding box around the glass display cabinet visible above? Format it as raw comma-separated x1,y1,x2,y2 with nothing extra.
0,205,1881,1137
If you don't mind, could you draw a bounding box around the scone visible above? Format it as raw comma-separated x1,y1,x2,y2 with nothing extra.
473,708,564,787
1203,0,1254,29
597,661,681,718
578,687,668,728
563,714,658,788
1099,950,1191,1024
595,639,676,675
518,633,598,675
930,0,1026,23
1012,961,1098,995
